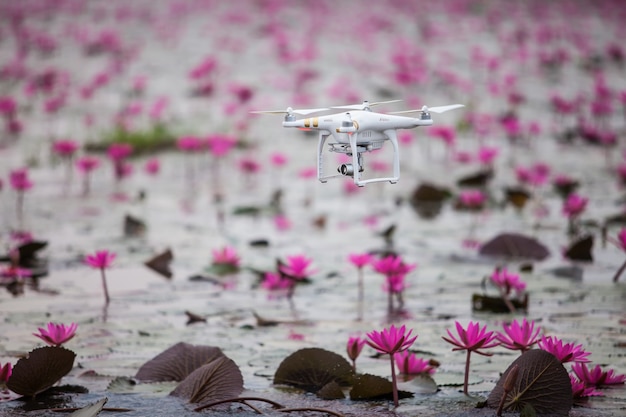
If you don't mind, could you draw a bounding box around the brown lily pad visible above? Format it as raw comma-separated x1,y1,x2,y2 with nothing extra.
479,233,550,261
169,356,243,404
349,373,413,401
274,348,354,393
563,235,593,262
144,248,174,279
135,342,224,382
316,381,345,400
7,346,76,397
487,349,572,416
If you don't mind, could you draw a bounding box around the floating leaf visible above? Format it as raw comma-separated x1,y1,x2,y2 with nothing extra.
472,293,528,313
479,233,550,261
398,373,439,394
505,187,532,210
487,349,572,416
169,356,243,404
124,214,146,237
563,235,593,262
144,249,174,279
68,397,107,417
316,381,345,400
349,373,413,401
135,342,224,382
274,348,353,393
409,183,451,219
457,169,493,188
106,376,178,395
7,346,76,397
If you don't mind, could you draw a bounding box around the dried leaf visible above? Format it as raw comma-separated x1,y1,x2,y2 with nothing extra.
135,342,224,382
68,397,107,417
487,349,572,416
274,348,353,393
7,346,76,397
169,356,243,404
563,235,593,262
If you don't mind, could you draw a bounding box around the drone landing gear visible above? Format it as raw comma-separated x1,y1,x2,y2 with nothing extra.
316,130,400,186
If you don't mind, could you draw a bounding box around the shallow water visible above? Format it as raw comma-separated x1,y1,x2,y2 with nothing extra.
1,1,626,416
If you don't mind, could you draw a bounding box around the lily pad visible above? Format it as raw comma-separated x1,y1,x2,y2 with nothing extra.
7,346,76,397
487,349,572,416
135,342,224,382
349,373,413,401
479,233,550,261
144,249,174,279
68,397,107,417
274,348,354,393
169,356,244,403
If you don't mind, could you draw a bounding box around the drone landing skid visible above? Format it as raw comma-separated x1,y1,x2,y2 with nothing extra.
316,131,400,187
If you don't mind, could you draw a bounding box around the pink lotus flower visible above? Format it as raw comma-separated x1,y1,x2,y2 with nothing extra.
0,362,12,383
538,335,590,363
176,135,203,152
367,324,417,407
570,375,603,398
458,189,486,209
206,134,237,157
76,155,100,173
9,168,33,191
477,146,498,165
261,272,291,292
562,193,588,219
33,322,78,347
144,158,160,176
371,255,415,278
496,318,541,353
107,143,133,161
346,336,366,372
298,167,316,179
270,152,288,168
85,250,115,305
280,255,315,280
571,363,625,387
395,350,435,375
211,246,240,268
490,267,526,296
0,265,32,282
348,253,373,269
274,214,292,231
442,321,499,395
52,139,79,158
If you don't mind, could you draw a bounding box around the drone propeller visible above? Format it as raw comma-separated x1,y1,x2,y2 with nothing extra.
331,99,403,111
250,107,329,116
389,104,465,115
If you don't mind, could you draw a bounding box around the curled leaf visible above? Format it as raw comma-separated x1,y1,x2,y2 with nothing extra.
350,373,413,401
135,342,224,382
7,346,76,397
487,349,572,416
169,356,243,404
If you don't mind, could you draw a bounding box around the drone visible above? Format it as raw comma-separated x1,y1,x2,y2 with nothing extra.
253,100,464,186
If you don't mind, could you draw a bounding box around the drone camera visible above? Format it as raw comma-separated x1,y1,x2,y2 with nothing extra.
338,163,363,176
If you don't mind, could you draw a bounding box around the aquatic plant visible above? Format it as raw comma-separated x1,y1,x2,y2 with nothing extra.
75,155,101,196
607,228,626,282
9,168,33,230
346,336,366,373
496,318,541,353
442,321,499,396
570,362,625,387
537,335,590,364
85,250,116,305
570,374,603,399
394,351,435,376
0,362,11,384
347,252,373,320
366,324,417,407
371,255,415,315
33,322,77,347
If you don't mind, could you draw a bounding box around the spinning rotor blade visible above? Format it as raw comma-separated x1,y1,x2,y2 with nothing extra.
390,104,464,115
250,107,329,116
331,99,402,111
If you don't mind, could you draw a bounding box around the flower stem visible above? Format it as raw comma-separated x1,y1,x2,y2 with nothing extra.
100,268,110,305
613,259,626,283
463,350,471,396
390,354,399,407
357,268,364,321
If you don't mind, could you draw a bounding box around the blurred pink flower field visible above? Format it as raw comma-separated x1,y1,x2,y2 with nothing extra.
0,0,625,416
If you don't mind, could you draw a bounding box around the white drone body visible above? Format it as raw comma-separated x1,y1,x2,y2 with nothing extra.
254,100,464,186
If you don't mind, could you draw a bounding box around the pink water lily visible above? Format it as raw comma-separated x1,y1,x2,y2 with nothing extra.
443,321,499,395
346,336,366,373
367,324,417,407
570,375,604,399
85,250,116,305
538,335,590,364
348,253,373,320
211,246,240,268
279,255,316,280
571,363,625,387
0,362,11,383
496,318,541,353
395,350,435,375
33,322,78,347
